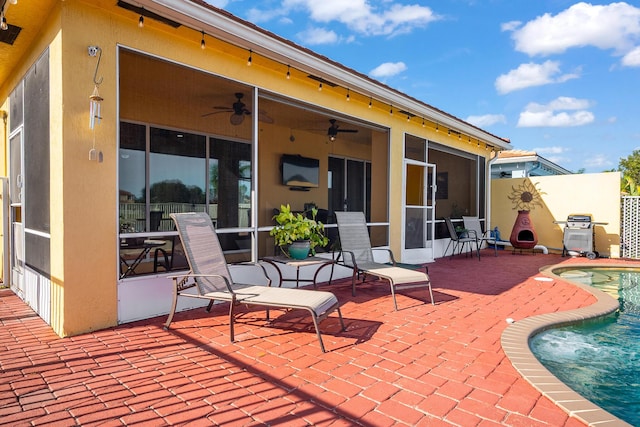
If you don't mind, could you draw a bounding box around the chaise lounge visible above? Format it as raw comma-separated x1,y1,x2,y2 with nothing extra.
164,212,345,352
334,211,434,310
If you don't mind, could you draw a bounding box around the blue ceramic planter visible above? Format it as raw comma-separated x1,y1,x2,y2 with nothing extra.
288,240,310,259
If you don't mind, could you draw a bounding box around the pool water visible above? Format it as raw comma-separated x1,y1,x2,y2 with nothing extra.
530,269,640,426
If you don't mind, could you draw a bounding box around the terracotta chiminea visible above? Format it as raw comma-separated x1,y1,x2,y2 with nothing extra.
509,210,538,249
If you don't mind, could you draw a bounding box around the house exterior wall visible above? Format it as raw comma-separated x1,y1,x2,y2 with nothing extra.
56,2,120,335
490,172,621,258
1,0,500,336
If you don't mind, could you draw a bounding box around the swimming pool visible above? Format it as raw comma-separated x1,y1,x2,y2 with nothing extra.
530,268,640,426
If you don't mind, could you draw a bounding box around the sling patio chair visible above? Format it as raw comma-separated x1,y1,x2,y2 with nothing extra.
334,211,434,310
444,217,480,260
462,216,498,257
164,212,345,352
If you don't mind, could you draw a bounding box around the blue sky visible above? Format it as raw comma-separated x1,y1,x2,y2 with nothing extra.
208,1,640,173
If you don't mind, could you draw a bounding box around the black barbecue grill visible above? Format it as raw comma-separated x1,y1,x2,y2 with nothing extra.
556,214,606,259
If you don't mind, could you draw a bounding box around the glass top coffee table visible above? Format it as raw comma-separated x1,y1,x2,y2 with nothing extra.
261,255,335,288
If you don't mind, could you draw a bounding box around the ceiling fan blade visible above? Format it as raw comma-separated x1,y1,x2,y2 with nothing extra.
202,110,229,117
259,110,274,124
337,129,358,133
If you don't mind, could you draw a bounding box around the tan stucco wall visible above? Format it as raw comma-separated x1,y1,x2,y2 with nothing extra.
54,2,120,335
490,172,621,257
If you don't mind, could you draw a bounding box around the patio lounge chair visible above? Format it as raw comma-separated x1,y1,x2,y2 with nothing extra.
164,212,345,352
334,211,434,310
462,216,498,257
444,217,480,260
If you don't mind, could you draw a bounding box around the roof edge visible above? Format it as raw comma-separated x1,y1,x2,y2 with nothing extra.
127,0,511,149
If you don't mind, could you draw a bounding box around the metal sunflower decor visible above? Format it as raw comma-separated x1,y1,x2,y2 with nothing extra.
507,180,545,211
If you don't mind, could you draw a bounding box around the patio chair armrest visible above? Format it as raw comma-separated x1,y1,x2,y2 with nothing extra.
229,262,272,287
372,247,396,264
483,233,495,243
167,274,196,292
337,249,358,269
169,273,235,293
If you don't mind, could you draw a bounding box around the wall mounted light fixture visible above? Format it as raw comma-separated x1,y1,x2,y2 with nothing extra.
247,49,252,66
0,0,18,31
0,4,8,31
88,46,104,129
200,31,206,49
138,8,144,28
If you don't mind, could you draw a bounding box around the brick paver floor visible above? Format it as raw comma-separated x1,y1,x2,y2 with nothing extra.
1,252,637,426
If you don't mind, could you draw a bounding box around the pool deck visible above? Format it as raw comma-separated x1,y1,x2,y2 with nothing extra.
1,252,638,426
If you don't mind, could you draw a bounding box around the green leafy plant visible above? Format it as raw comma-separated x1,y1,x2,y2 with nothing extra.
270,204,329,256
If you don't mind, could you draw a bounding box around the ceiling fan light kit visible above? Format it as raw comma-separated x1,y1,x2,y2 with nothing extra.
327,119,358,141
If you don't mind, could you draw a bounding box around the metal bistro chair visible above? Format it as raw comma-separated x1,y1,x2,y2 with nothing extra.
444,217,480,260
463,216,498,257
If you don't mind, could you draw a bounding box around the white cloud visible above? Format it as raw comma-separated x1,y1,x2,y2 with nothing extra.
495,61,579,94
584,154,613,168
465,114,506,127
517,96,595,127
246,7,286,23
297,27,340,45
500,20,521,32
282,0,441,37
509,2,640,57
369,61,407,78
545,154,571,165
518,110,594,127
544,96,592,111
531,146,568,155
622,46,640,67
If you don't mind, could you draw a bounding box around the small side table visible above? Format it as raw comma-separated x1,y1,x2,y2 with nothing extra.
261,255,335,288
119,239,166,279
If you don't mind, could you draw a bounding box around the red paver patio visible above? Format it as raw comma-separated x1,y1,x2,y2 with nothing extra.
1,252,638,426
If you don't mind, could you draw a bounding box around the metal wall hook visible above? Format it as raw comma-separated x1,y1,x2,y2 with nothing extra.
88,46,103,85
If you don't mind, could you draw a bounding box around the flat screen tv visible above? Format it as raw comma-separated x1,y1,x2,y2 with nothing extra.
281,154,319,189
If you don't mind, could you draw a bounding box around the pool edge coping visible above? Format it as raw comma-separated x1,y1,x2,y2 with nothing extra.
501,262,634,427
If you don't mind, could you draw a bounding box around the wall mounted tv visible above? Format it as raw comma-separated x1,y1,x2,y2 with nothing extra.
281,154,319,190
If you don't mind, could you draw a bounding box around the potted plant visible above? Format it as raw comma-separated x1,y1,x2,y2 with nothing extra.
270,204,329,259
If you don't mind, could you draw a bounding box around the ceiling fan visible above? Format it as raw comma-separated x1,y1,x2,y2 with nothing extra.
202,92,251,125
327,119,358,141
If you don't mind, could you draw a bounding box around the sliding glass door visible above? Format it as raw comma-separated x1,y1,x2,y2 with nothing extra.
328,156,371,221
